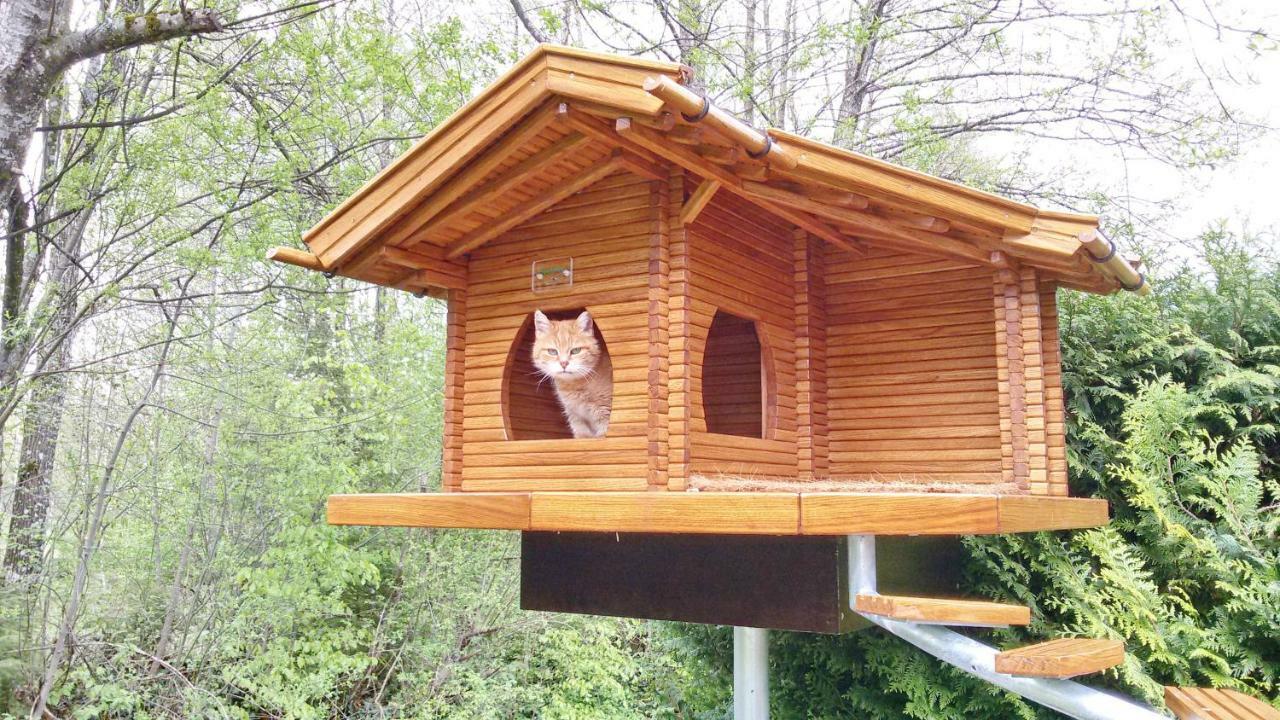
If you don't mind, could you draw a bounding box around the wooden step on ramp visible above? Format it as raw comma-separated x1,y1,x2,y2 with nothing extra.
1165,687,1280,720
994,638,1123,678
854,594,1030,627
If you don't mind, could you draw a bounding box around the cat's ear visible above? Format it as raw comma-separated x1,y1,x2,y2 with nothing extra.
575,311,593,333
533,310,551,334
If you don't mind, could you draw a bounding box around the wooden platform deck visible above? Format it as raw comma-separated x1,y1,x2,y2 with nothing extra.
326,492,1108,535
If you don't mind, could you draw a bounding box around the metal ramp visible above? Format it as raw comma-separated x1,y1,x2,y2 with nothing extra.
731,534,1165,720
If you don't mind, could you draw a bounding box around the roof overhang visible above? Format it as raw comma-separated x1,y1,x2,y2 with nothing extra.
277,44,1146,296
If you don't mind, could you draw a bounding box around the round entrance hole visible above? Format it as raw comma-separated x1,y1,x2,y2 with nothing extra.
502,308,613,440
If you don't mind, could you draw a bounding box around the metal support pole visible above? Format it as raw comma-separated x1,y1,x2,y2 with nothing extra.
733,626,769,719
846,535,1165,720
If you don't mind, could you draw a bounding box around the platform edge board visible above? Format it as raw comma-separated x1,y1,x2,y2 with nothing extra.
800,493,1000,535
326,492,531,530
325,491,1110,535
528,492,801,534
996,496,1109,533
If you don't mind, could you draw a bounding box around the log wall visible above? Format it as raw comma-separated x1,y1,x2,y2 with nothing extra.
448,166,1067,496
460,171,655,491
683,185,798,479
825,248,1005,486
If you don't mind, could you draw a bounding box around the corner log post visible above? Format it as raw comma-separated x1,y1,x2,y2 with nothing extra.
667,167,692,490
992,251,1023,490
648,175,672,488
442,286,467,490
794,229,828,480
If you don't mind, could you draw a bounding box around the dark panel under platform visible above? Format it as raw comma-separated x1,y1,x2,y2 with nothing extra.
520,532,962,633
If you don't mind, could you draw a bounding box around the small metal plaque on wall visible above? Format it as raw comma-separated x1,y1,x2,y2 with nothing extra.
532,257,573,293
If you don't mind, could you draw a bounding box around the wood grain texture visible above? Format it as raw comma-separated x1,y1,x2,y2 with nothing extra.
666,169,692,489
994,638,1123,678
997,495,1108,532
802,493,1000,535
1040,282,1069,496
327,492,529,529
442,287,467,490
855,593,1031,626
648,178,672,487
701,310,764,437
685,189,799,471
1164,687,1280,720
826,247,1004,485
299,46,1119,294
794,231,829,478
459,171,658,489
529,491,800,534
1019,265,1050,493
328,492,1109,535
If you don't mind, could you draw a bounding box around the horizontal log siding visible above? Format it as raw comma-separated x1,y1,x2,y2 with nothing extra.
461,171,654,491
685,187,798,478
826,247,1005,485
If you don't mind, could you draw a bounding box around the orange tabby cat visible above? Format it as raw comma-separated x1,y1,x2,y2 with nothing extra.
531,310,612,438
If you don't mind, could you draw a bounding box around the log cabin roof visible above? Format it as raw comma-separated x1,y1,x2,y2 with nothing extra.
281,44,1144,296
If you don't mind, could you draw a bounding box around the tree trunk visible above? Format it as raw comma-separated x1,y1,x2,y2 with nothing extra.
2,326,71,582
31,286,187,718
835,0,892,147
0,1,223,209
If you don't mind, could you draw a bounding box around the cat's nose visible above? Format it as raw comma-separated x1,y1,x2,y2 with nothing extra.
559,360,569,369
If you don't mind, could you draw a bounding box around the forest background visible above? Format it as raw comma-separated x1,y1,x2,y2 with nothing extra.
0,0,1277,717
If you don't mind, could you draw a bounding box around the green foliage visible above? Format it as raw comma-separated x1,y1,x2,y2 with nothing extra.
753,231,1280,718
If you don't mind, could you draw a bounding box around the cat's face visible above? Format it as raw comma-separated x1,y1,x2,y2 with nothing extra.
531,310,602,379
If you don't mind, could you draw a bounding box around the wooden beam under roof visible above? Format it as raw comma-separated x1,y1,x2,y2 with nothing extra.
742,180,989,265
344,100,573,271
611,118,865,256
834,222,991,265
679,179,720,225
379,246,466,289
445,151,628,259
308,64,550,267
617,150,667,181
418,130,591,239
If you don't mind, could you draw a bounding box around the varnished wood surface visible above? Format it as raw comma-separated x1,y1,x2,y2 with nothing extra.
326,491,1108,535
530,491,800,534
1164,687,1280,720
994,638,1123,678
327,492,529,529
296,45,1126,295
825,248,1005,484
803,493,1000,534
855,593,1030,627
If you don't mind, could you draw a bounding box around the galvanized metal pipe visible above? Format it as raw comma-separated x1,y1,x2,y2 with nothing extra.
734,626,770,719
846,535,1165,720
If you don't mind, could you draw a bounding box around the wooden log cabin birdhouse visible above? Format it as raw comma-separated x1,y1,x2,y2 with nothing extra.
272,44,1147,565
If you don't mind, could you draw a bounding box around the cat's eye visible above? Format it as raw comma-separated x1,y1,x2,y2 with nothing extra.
546,349,558,356
570,347,583,355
